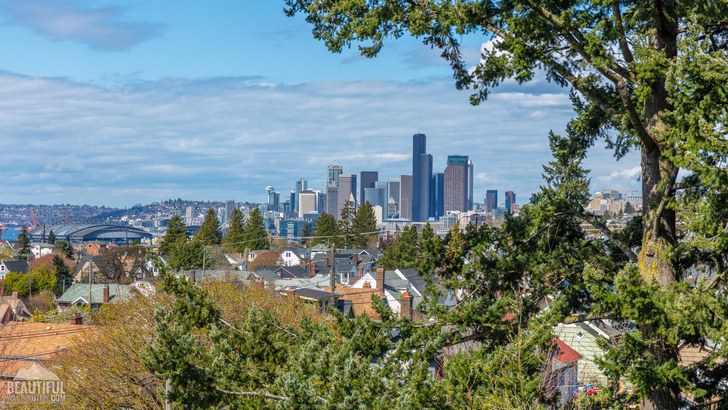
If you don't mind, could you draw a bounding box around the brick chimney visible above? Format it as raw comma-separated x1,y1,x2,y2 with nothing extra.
400,291,413,320
309,262,317,277
375,268,385,296
323,257,329,268
71,314,83,325
102,284,110,303
188,270,196,284
363,281,371,289
352,253,358,266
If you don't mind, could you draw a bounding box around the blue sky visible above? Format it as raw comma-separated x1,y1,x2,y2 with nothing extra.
0,0,640,207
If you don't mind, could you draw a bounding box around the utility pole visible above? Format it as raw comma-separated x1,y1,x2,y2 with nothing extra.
329,242,336,295
202,247,206,282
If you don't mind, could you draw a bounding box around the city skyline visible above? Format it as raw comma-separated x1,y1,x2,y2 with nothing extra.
0,2,641,207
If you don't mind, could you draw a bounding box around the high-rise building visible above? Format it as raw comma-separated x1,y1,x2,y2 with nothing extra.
433,172,445,218
412,133,432,222
505,191,516,213
360,171,378,205
485,190,497,213
467,160,474,211
444,155,469,213
293,178,307,214
223,200,236,223
386,180,400,218
326,186,338,216
317,191,327,215
298,190,317,218
328,163,343,187
337,174,357,218
265,186,279,211
399,175,413,220
364,186,387,209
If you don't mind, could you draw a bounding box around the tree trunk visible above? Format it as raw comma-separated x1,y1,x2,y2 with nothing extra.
637,3,680,409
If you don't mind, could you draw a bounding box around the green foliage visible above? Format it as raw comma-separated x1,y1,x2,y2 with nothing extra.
195,208,222,246
160,215,187,256
336,200,356,247
380,225,419,270
352,201,378,248
47,230,56,245
5,266,56,298
311,212,337,246
16,228,30,261
167,240,205,271
243,208,269,251
222,208,245,254
55,240,74,259
52,254,72,296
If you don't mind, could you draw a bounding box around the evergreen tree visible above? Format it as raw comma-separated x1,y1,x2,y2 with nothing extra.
285,2,728,406
47,230,56,245
55,240,74,260
418,223,443,277
222,208,245,254
352,201,377,248
167,240,205,271
16,228,31,261
195,208,222,247
52,254,72,296
311,213,337,247
337,200,356,248
380,225,419,270
160,215,187,256
243,208,269,251
301,222,312,246
624,201,636,215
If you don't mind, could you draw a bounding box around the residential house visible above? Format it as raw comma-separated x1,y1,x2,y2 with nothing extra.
0,321,95,381
73,255,101,282
0,292,31,324
0,260,29,280
544,338,583,405
83,242,108,257
554,322,611,387
285,288,339,312
30,243,54,259
280,247,310,267
57,283,132,310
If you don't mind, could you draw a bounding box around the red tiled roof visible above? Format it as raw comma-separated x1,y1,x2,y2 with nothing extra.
554,337,582,363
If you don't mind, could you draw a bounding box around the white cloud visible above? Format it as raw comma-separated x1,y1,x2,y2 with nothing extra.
1,0,162,51
0,71,640,206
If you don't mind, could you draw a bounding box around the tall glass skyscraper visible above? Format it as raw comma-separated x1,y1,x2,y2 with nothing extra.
360,171,378,205
412,133,432,222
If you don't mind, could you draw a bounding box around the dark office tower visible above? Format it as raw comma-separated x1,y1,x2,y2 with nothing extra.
289,191,296,217
412,133,432,222
399,175,413,220
337,174,357,218
433,172,445,218
317,192,327,215
444,155,469,213
485,190,498,213
505,191,516,213
328,163,343,187
467,160,474,211
326,185,339,216
360,171,379,205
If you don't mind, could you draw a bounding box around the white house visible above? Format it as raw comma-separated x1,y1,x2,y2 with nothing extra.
279,247,310,267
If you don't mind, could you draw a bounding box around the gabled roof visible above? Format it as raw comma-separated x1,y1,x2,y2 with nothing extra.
289,287,338,301
1,260,29,274
275,266,311,279
280,247,309,258
554,337,583,364
57,283,132,305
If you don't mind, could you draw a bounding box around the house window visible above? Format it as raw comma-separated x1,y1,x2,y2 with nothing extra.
576,331,584,340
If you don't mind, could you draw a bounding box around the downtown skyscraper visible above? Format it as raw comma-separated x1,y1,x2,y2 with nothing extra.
412,133,432,222
444,155,469,213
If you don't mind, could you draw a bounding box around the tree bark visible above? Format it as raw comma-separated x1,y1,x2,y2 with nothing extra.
637,3,680,408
